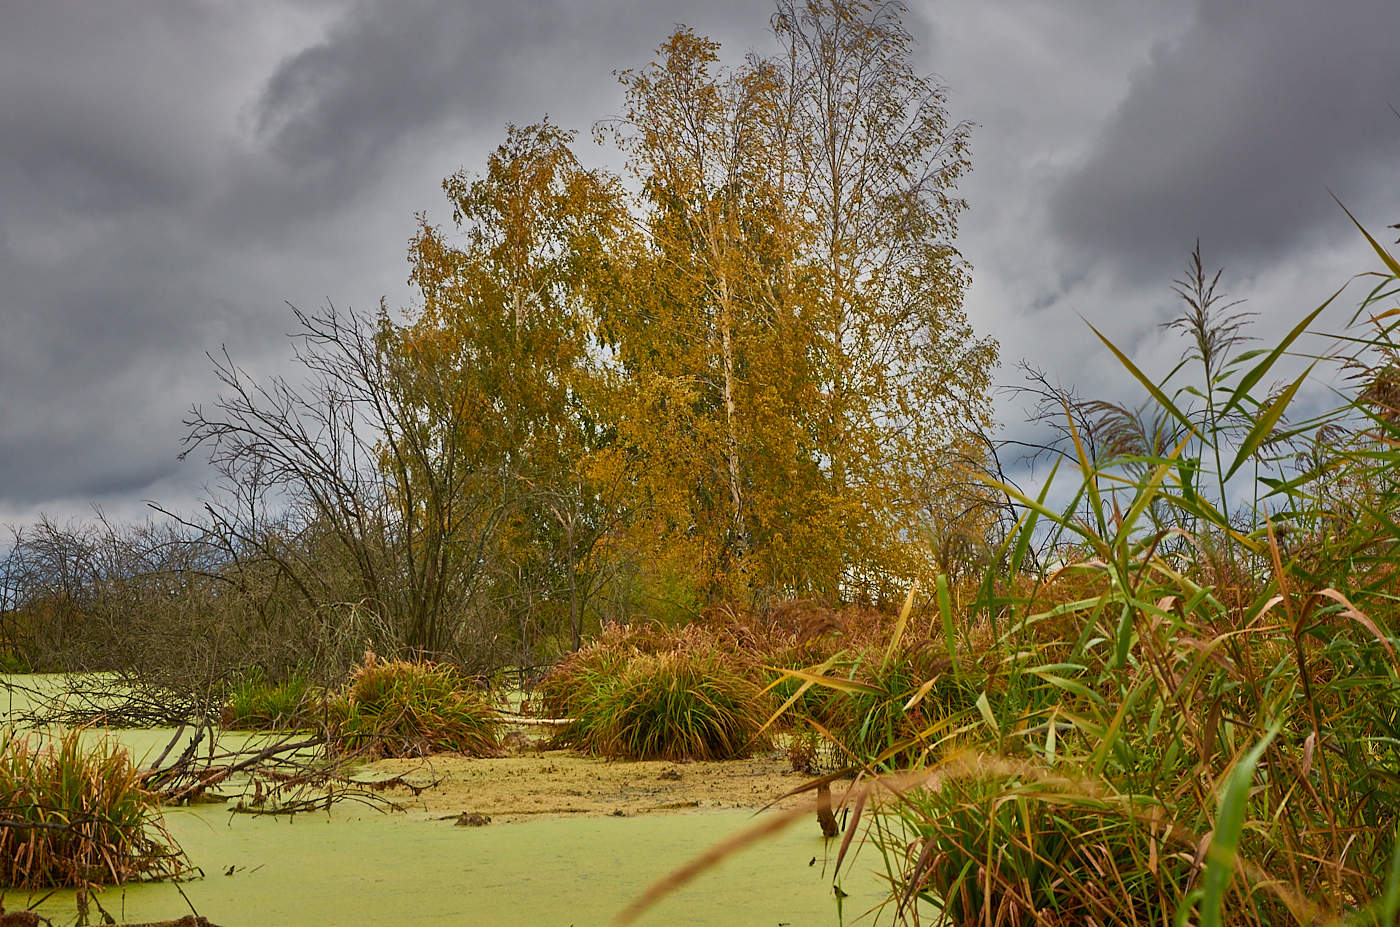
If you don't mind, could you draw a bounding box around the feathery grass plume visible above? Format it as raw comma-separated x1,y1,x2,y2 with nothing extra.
0,727,185,888
327,651,501,758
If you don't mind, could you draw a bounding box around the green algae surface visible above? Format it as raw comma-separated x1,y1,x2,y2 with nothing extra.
3,677,884,926
25,806,878,926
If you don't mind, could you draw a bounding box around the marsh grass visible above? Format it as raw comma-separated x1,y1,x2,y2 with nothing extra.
850,236,1400,924
220,668,321,730
816,643,964,770
543,604,917,764
326,652,501,758
538,622,651,719
0,727,184,889
546,629,773,761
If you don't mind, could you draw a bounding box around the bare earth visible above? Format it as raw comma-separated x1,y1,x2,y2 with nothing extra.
363,748,813,821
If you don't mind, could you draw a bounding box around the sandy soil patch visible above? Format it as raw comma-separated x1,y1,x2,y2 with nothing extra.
363,748,816,822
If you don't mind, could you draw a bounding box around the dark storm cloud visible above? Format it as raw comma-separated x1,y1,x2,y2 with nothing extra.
0,0,771,522
1049,0,1400,282
0,3,258,515
4,0,1393,524
252,0,763,181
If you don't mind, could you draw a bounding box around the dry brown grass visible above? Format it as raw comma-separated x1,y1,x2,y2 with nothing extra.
326,652,501,759
0,727,185,889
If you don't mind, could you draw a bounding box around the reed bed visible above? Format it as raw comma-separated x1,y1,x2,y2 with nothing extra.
844,232,1400,924
0,727,184,889
625,227,1400,925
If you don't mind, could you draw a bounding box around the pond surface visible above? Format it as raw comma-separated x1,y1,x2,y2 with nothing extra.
2,677,889,926
25,805,882,926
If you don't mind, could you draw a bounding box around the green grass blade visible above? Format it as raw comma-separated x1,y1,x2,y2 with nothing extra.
1336,196,1400,279
977,469,1079,539
1199,724,1279,927
936,573,959,684
1382,823,1400,925
1218,292,1338,420
975,692,999,736
1088,321,1198,435
1010,458,1060,571
1121,436,1188,537
1223,363,1313,481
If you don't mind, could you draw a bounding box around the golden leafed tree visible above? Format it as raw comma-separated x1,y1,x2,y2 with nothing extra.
389,0,998,626
599,28,825,602
773,0,998,601
397,121,628,655
599,0,997,605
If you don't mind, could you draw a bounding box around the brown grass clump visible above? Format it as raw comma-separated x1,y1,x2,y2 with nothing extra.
543,628,774,761
326,652,501,759
538,623,656,718
0,727,185,888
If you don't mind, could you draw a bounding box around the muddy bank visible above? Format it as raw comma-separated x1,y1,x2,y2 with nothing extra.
363,748,820,822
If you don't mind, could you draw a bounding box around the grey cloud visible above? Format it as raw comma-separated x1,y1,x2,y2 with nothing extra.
1049,0,1400,282
0,233,232,504
253,0,766,177
5,0,1390,527
0,0,775,521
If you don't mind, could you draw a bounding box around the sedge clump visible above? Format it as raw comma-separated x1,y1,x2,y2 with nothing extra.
327,652,501,758
220,667,321,731
0,727,185,888
551,637,770,761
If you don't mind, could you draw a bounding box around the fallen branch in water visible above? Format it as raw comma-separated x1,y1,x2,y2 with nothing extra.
2,676,213,729
138,725,414,817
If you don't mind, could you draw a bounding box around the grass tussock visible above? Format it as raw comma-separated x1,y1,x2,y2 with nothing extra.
546,629,773,761
0,727,184,888
327,652,501,759
542,603,951,764
539,622,654,720
220,668,321,730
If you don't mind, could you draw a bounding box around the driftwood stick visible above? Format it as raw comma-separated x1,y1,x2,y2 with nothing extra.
503,716,574,727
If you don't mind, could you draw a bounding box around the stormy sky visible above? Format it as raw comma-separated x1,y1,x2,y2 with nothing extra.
1,0,1397,527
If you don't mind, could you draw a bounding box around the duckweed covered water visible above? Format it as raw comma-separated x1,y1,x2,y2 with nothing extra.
3,677,883,926
22,806,878,926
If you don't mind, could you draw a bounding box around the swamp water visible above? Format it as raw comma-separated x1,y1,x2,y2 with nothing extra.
3,678,887,926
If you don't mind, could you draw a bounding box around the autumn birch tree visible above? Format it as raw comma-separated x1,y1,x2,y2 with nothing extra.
400,121,627,656
599,2,996,604
601,30,819,599
773,0,998,600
